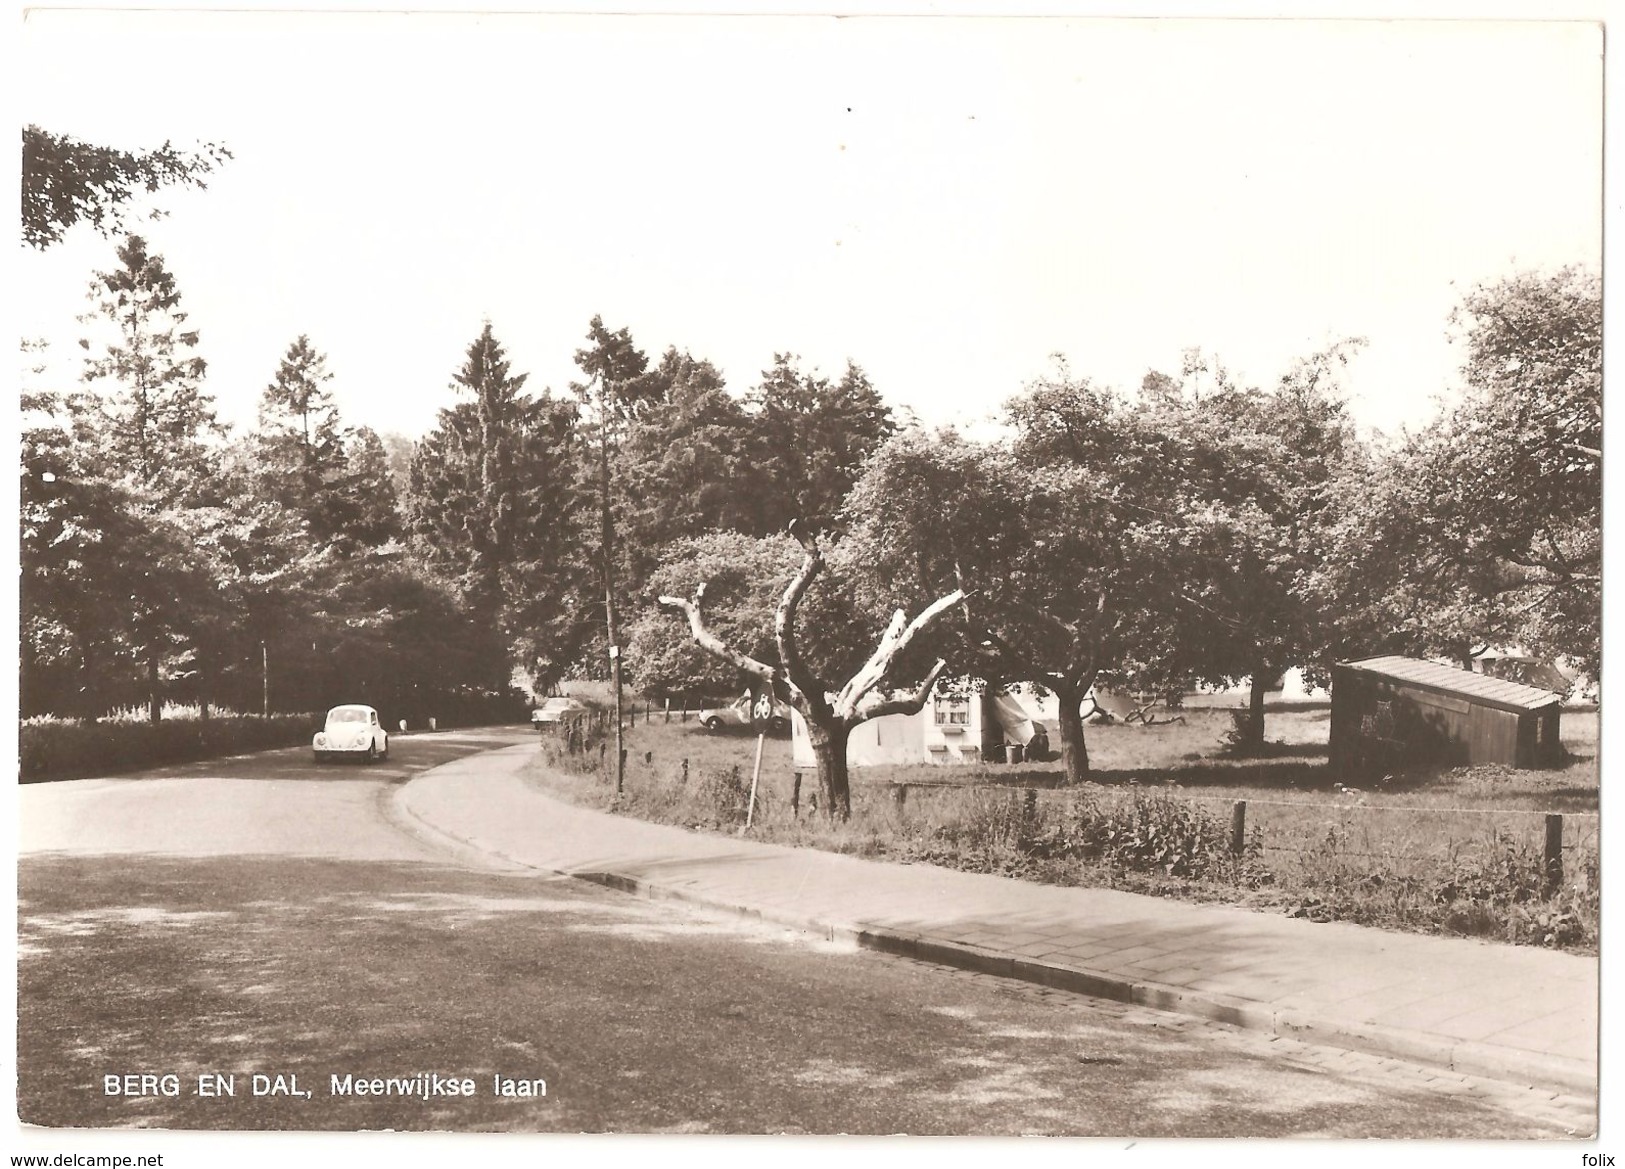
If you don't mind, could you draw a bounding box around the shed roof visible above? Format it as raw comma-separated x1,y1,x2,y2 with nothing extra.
1336,656,1563,713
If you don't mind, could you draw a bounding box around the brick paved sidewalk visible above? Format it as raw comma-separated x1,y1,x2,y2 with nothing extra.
396,744,1598,1099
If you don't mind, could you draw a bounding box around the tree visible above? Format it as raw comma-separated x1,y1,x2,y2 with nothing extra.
844,422,1156,784
1309,267,1601,681
659,522,964,818
253,335,347,535
408,323,584,692
571,315,665,786
616,348,765,581
79,234,221,501
1132,341,1367,749
748,355,896,533
72,234,224,719
626,532,804,703
23,126,230,249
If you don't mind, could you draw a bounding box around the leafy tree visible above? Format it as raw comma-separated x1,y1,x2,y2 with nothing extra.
22,125,230,249
1310,267,1600,681
1132,341,1367,748
78,234,221,502
659,522,963,818
21,389,151,718
748,354,895,533
845,420,1166,783
626,532,803,702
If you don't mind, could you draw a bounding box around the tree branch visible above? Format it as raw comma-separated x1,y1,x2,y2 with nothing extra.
832,588,965,720
775,519,826,713
657,584,787,698
853,657,949,723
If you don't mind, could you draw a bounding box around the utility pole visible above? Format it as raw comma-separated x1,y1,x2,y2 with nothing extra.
597,387,625,797
261,641,269,718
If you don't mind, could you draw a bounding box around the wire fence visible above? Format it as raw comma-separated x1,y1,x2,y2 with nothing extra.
872,779,1600,867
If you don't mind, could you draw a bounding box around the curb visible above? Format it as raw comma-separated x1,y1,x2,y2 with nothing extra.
392,765,1598,1101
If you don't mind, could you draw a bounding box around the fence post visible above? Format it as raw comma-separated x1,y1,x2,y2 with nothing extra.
1544,813,1564,889
644,751,652,765
665,698,670,724
681,757,689,785
1230,800,1248,856
893,783,907,810
792,772,801,818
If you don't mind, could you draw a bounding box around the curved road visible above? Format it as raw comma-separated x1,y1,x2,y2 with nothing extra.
16,731,1591,1136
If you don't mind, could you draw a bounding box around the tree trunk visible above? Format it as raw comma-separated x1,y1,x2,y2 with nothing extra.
1056,686,1089,784
807,719,853,820
147,654,161,724
1242,669,1270,753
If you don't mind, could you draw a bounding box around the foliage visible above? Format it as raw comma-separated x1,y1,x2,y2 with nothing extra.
748,354,896,534
616,347,767,580
1308,268,1600,680
78,234,222,501
20,714,315,783
22,125,230,249
407,323,587,690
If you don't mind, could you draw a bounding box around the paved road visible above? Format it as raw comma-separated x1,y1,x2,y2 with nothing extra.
15,732,1592,1137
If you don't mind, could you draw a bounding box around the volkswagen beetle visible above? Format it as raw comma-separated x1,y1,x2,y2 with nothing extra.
313,704,389,762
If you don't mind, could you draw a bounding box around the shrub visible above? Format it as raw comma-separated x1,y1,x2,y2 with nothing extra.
1062,790,1241,879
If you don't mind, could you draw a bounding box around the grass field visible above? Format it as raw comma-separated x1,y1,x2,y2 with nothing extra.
527,695,1601,951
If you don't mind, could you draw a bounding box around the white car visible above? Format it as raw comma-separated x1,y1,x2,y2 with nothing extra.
314,704,389,762
531,696,589,730
700,693,790,733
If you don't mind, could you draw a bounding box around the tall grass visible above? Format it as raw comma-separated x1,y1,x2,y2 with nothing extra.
522,709,1600,951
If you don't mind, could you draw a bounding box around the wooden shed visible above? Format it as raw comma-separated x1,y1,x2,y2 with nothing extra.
1329,655,1563,773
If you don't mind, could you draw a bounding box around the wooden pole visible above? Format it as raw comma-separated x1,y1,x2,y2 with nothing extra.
792,772,801,818
1230,800,1248,856
1544,813,1564,889
743,733,766,832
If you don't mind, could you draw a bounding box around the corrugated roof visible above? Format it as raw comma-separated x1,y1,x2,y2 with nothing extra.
1338,655,1563,712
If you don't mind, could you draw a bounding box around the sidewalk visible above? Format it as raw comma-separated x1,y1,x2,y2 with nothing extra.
396,743,1599,1099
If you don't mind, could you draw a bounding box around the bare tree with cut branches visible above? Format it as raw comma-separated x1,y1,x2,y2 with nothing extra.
659,520,963,818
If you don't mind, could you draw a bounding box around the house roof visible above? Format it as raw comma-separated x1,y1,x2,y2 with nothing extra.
1336,655,1563,713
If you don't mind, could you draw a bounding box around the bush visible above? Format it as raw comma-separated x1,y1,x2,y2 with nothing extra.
19,714,317,782
1054,790,1247,880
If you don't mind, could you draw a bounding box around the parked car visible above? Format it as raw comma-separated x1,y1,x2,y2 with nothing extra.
531,696,589,730
699,692,790,733
313,704,389,762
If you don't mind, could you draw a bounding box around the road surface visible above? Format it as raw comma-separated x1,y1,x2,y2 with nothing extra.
15,730,1592,1136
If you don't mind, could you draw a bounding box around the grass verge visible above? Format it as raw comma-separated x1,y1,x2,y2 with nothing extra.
522,705,1599,953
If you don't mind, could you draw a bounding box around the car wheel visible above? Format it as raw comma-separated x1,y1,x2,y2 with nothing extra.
366,742,378,763
703,716,724,732
381,740,390,761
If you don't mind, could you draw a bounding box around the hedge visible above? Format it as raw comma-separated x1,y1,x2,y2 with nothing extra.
18,714,319,783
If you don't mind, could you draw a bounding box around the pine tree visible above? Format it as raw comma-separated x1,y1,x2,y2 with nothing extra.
255,334,345,520
78,234,220,501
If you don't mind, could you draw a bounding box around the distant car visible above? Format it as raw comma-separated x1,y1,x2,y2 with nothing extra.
700,693,790,734
531,696,589,730
313,704,389,762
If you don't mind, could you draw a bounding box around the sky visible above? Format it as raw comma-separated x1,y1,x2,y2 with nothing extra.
16,11,1603,447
